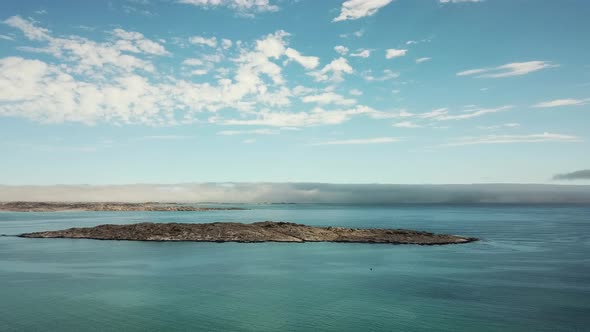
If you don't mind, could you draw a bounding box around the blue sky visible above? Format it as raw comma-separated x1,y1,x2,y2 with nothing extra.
0,0,589,185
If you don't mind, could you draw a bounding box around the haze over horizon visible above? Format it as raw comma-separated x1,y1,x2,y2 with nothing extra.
1,0,589,185
2,183,590,204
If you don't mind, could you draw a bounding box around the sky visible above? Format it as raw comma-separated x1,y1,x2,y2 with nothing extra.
0,0,589,186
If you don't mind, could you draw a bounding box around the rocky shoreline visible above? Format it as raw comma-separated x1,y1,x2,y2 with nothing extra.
0,201,246,212
19,221,478,245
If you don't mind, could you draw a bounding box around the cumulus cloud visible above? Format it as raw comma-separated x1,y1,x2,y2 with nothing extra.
533,98,589,108
189,35,217,47
385,48,407,59
333,0,394,22
457,61,558,78
309,57,353,82
1,183,590,204
284,47,320,69
553,170,590,181
334,45,349,55
1,18,349,127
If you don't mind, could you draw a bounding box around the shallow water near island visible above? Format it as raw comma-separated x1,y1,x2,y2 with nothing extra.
1,204,589,331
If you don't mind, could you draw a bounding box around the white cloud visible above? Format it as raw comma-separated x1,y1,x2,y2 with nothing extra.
350,49,371,58
363,69,399,81
457,61,558,78
334,45,349,55
0,34,14,41
191,69,208,75
478,123,520,130
0,19,329,127
183,58,204,66
221,38,232,49
393,121,421,128
419,106,512,121
178,0,279,14
4,16,167,75
444,133,581,147
112,29,170,56
189,36,217,47
313,137,401,145
284,48,320,69
4,15,50,41
349,89,363,96
309,57,353,82
302,92,356,106
385,48,407,59
533,98,589,108
218,129,278,135
333,0,394,22
415,57,431,63
218,105,378,127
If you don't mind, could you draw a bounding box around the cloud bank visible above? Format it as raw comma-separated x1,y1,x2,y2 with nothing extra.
1,183,589,204
553,170,590,181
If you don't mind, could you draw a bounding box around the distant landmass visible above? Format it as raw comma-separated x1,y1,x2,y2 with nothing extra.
0,201,246,212
18,221,477,245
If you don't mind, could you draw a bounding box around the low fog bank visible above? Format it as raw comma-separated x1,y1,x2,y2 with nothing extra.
1,183,590,204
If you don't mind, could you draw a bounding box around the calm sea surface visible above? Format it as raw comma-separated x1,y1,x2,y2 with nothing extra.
1,204,589,331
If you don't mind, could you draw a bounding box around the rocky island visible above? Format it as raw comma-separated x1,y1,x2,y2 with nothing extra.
19,221,477,245
0,201,246,212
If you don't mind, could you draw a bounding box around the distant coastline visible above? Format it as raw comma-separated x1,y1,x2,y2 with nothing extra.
0,201,246,212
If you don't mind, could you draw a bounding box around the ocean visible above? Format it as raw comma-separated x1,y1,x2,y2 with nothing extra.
1,204,589,331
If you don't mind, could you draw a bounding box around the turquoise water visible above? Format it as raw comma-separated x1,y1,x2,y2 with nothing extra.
1,204,589,331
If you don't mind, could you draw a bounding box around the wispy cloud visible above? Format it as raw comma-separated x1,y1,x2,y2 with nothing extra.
457,61,558,78
533,98,589,108
393,121,421,128
217,129,278,136
415,57,431,64
444,133,581,146
178,0,278,15
350,49,372,58
419,106,512,121
312,137,401,145
137,135,195,140
333,0,393,22
362,69,399,81
477,123,520,130
302,92,357,106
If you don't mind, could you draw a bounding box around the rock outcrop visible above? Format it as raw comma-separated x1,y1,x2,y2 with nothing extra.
19,221,477,245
